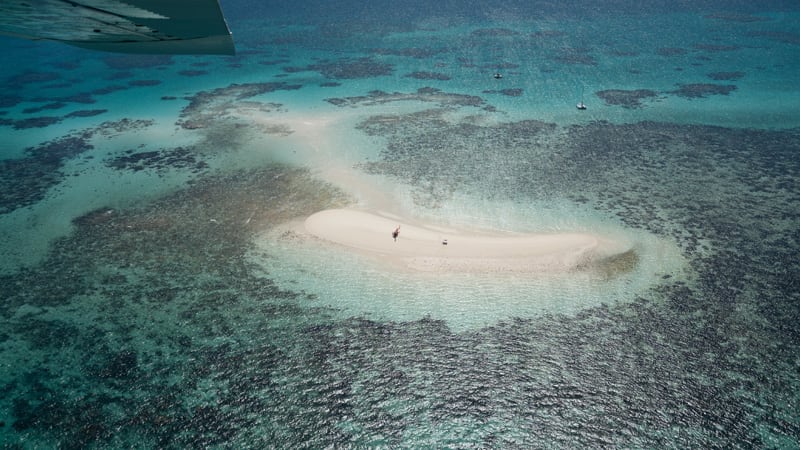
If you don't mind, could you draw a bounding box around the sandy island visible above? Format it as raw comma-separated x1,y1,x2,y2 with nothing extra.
301,209,627,274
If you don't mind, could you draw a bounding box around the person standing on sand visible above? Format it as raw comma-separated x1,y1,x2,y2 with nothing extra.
392,225,400,242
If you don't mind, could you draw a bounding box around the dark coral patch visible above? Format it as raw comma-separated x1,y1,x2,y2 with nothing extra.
657,47,687,56
178,82,299,129
471,28,519,37
326,88,486,109
91,85,127,96
746,31,800,45
29,92,97,105
7,71,61,87
106,147,209,174
22,102,67,114
283,64,318,74
128,80,162,87
182,83,298,111
259,59,291,66
609,50,639,57
531,30,566,38
370,48,448,59
669,83,737,99
704,13,768,22
0,119,152,214
404,71,451,81
61,93,96,104
707,71,745,81
178,70,208,77
94,118,155,136
356,113,557,206
482,88,524,97
0,136,92,213
106,71,134,80
595,89,660,109
693,43,740,52
286,57,394,79
457,57,476,68
553,49,597,65
45,82,74,89
94,350,139,380
52,61,81,70
10,116,63,129
0,95,23,108
66,110,107,118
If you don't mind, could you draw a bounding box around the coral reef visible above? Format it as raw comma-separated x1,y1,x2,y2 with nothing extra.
595,89,660,108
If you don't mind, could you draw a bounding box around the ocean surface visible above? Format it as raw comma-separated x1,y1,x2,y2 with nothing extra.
1,0,799,447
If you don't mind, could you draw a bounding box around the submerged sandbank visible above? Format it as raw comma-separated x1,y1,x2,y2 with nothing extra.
301,208,627,274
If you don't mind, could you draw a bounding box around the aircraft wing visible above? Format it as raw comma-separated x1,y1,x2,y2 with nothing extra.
0,0,235,55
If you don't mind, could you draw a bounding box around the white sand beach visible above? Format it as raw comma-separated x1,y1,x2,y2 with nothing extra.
302,208,624,274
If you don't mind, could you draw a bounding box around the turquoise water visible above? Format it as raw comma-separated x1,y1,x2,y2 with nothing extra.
1,1,799,447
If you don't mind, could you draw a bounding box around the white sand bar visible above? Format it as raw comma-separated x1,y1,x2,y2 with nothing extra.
303,209,624,274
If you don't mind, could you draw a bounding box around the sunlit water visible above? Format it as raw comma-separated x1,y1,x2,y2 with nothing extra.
1,1,799,447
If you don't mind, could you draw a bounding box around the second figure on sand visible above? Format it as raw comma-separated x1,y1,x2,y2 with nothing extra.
392,225,400,242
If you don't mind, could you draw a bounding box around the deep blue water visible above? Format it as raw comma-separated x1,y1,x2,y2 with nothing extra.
1,0,799,447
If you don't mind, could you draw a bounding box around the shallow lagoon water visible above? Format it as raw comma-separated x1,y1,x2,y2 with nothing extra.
254,187,688,331
1,1,799,447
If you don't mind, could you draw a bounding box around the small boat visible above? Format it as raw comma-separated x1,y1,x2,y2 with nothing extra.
576,83,587,110
493,73,503,79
